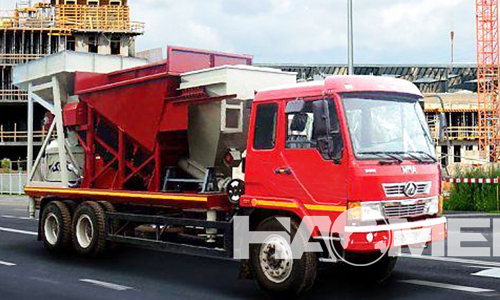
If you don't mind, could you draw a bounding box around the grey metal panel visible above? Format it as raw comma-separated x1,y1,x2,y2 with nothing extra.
13,51,147,90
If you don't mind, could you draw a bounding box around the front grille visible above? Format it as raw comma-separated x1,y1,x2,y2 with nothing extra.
383,200,429,218
382,181,431,198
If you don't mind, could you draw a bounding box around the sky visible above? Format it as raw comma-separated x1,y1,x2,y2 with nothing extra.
3,0,477,64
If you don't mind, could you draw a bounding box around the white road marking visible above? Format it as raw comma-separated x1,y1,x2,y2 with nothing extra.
79,279,134,291
0,226,37,236
472,268,500,279
400,279,495,293
1,215,34,221
0,260,16,266
400,254,500,268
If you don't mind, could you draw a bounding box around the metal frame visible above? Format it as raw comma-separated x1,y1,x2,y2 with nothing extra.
74,106,161,190
27,76,69,187
476,0,500,161
106,212,233,258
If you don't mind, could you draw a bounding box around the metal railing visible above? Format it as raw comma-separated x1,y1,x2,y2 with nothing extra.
0,125,47,143
0,53,46,65
0,172,27,195
430,126,479,141
0,89,28,102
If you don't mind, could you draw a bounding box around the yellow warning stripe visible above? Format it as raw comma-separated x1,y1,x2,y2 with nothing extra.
254,200,299,209
252,200,346,212
304,204,346,212
24,187,208,202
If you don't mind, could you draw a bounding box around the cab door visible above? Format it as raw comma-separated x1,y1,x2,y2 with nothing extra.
244,101,306,202
281,97,348,206
244,97,348,207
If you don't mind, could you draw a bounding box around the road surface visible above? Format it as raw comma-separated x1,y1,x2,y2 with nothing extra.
1,196,499,300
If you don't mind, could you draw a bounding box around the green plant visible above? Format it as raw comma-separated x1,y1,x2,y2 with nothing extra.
445,165,500,212
1,158,10,173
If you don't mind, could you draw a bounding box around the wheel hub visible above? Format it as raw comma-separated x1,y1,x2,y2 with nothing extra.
44,213,59,245
259,234,293,284
76,215,94,249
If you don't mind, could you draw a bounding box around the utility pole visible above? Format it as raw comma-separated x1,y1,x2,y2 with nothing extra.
347,0,354,75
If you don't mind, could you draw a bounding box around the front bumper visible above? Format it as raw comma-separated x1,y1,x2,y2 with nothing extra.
342,217,447,252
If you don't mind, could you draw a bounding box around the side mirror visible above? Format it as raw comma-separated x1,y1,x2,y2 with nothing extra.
312,99,343,163
438,112,447,143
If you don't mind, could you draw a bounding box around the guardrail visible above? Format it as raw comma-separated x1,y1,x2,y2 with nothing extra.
0,53,46,66
0,89,28,102
0,173,27,195
0,125,47,143
430,125,479,140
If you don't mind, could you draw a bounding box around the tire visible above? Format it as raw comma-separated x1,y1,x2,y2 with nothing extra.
72,201,107,256
250,217,317,297
98,201,119,250
40,201,72,252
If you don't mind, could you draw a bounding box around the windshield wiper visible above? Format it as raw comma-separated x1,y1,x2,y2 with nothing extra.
411,151,437,163
358,151,403,164
384,151,437,164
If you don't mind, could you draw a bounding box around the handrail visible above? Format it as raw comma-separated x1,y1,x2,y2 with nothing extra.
0,125,47,143
430,125,479,140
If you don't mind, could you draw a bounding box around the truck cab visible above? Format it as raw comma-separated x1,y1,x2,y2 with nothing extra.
243,75,446,252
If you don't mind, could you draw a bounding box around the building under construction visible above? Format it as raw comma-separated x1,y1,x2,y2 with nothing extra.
0,0,143,166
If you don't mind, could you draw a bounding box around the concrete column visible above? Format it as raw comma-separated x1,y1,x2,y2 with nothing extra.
76,35,87,52
58,36,66,52
98,35,111,55
121,36,130,56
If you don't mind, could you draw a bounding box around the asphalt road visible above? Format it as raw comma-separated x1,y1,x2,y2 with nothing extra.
1,196,500,300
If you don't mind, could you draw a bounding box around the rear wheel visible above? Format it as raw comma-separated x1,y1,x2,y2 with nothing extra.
98,201,119,249
41,201,72,252
250,217,317,297
72,201,107,256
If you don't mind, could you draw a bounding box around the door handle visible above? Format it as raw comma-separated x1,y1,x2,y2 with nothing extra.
274,168,292,175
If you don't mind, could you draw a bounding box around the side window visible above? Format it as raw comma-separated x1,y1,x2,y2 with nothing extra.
286,104,315,149
253,103,278,149
286,99,343,160
286,100,340,149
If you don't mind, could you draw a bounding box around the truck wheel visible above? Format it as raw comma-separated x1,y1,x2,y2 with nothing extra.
250,217,317,297
72,201,107,256
98,201,119,249
41,201,72,252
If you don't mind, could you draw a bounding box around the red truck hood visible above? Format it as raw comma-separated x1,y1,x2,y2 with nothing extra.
348,160,440,202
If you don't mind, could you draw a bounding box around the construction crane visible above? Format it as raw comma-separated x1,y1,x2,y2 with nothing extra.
476,0,500,162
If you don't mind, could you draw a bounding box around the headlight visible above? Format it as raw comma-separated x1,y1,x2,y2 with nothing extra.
427,196,440,215
347,201,384,225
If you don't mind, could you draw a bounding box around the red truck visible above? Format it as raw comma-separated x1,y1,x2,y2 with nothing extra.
19,47,446,296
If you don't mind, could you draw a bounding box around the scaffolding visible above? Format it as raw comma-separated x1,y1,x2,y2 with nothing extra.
0,3,144,33
0,1,144,153
55,5,143,33
476,0,500,161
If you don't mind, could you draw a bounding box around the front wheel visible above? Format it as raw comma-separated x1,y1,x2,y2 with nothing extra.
250,217,317,297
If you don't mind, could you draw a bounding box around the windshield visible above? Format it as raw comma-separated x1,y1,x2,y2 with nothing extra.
342,94,436,161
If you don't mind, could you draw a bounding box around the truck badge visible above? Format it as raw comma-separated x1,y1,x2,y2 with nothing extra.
403,182,418,197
